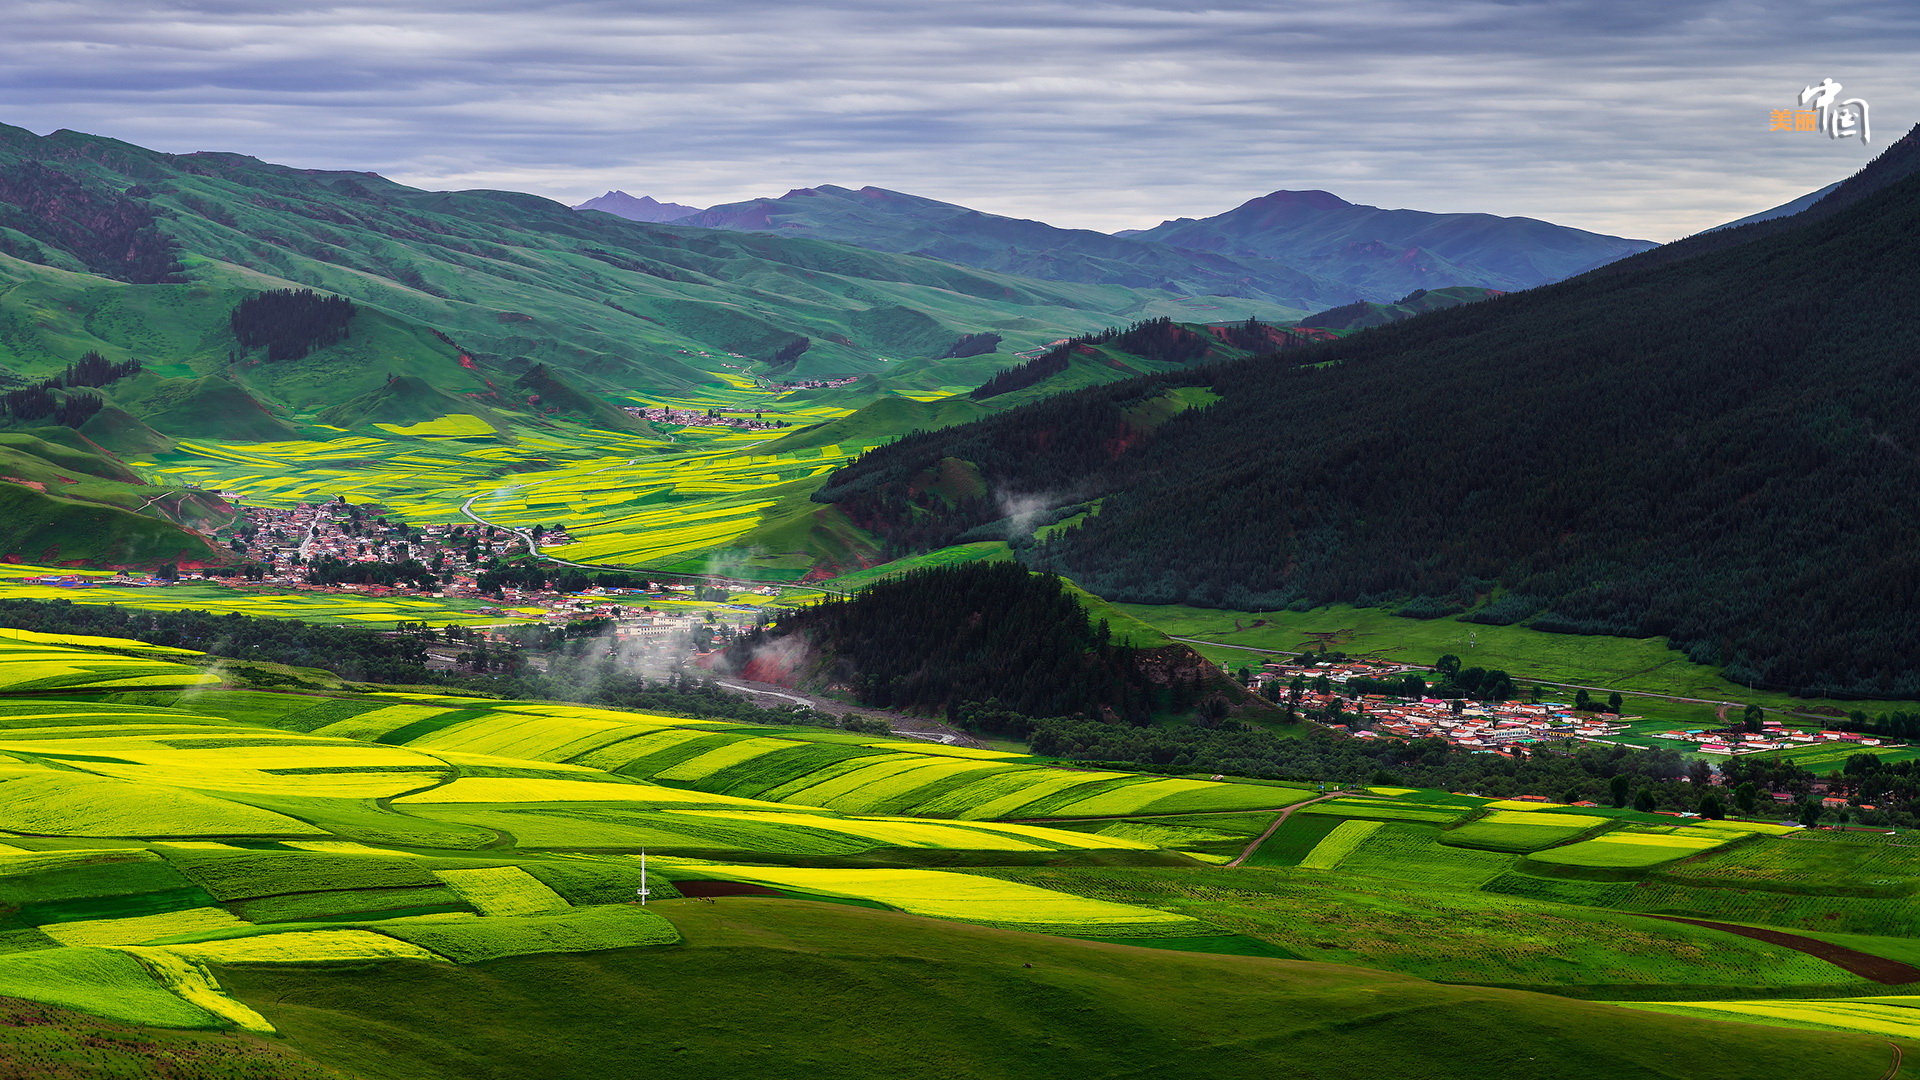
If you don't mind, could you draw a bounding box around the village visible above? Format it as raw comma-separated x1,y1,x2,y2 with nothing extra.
622,404,788,430
19,499,778,653
1250,655,1896,759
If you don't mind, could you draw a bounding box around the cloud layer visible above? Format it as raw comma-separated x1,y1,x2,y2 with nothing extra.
2,1,1914,239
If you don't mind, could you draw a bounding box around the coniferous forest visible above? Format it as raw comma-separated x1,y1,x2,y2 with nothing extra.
819,136,1920,699
230,288,357,361
722,561,1166,721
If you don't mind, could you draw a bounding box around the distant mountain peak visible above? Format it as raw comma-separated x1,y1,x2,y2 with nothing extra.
1242,189,1352,212
571,190,701,223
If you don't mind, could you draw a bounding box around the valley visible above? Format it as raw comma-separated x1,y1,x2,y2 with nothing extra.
0,115,1916,1079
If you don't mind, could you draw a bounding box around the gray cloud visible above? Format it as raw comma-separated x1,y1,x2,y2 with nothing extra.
0,1,1913,240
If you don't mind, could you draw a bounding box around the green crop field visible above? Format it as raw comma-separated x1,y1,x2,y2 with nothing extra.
0,631,1913,1077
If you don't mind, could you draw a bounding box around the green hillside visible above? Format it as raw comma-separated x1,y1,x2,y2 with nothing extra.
0,123,1306,405
0,481,225,565
813,127,1920,699
316,375,507,434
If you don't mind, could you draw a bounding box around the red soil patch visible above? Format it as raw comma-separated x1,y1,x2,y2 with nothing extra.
671,880,783,898
1641,915,1920,984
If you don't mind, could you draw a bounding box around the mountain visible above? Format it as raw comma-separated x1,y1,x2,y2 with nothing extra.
1703,182,1842,233
812,125,1920,699
571,190,701,222
675,184,1344,311
0,124,1302,410
1127,189,1658,300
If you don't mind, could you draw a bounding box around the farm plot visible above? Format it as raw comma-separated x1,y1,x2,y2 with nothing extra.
0,731,451,798
1657,829,1920,893
1526,827,1734,870
161,850,443,900
1297,798,1470,825
390,776,808,811
1441,810,1612,853
1048,778,1309,817
0,637,217,692
150,929,440,964
0,947,222,1028
1614,997,1920,1039
371,906,679,962
0,770,327,838
665,863,1206,936
1337,824,1516,887
39,907,244,946
1298,821,1382,870
434,867,570,916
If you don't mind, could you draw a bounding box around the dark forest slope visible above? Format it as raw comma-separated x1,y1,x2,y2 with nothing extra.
815,128,1920,699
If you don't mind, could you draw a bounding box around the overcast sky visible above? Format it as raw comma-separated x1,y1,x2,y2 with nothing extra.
2,1,1913,241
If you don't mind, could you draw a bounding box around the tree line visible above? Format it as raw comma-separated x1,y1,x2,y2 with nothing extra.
0,351,141,425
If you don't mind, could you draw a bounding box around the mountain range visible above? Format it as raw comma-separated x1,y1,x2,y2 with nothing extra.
1124,189,1656,298
665,184,1656,307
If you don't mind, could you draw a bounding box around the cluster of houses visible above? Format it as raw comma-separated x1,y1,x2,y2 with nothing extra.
1658,722,1886,755
622,405,786,431
1250,658,1632,753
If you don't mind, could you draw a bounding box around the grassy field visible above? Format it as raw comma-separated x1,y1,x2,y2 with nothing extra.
1114,601,1916,717
208,900,1904,1080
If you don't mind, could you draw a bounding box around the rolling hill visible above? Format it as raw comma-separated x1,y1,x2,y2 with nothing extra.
0,122,1306,405
812,126,1920,699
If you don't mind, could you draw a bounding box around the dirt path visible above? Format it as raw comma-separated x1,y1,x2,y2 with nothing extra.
1878,1042,1902,1080
1637,914,1920,984
1228,792,1348,868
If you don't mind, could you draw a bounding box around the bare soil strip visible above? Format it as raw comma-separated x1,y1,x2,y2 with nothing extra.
1639,915,1920,984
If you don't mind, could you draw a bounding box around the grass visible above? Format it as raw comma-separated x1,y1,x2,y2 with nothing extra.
0,986,341,1072
980,865,1870,991
210,899,1905,1080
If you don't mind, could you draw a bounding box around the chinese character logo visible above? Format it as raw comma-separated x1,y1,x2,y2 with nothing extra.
1772,79,1870,142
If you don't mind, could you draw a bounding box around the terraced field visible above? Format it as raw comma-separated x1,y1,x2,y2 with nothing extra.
0,630,1914,1076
